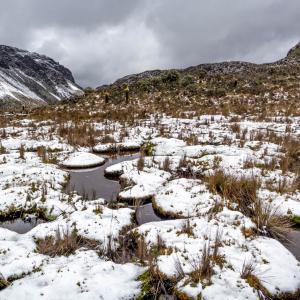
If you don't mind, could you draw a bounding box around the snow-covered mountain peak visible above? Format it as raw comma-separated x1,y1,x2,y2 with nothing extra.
0,45,83,109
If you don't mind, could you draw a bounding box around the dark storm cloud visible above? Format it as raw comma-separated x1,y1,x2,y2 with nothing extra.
0,0,300,87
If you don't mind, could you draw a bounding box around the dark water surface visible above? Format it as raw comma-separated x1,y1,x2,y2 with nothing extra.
0,217,44,234
66,154,162,225
285,229,300,261
66,154,140,201
136,203,163,225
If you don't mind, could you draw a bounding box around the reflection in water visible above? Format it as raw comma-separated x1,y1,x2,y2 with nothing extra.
285,229,300,262
136,204,163,225
65,153,163,225
0,217,44,234
66,154,140,201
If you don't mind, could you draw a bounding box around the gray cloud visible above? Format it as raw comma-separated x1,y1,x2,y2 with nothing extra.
1,0,300,87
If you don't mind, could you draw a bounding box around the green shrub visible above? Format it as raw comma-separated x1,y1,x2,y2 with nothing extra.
162,70,180,84
181,75,195,87
142,141,155,156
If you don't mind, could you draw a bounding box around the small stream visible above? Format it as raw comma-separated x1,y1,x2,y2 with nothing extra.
65,154,141,201
0,153,299,262
66,153,162,225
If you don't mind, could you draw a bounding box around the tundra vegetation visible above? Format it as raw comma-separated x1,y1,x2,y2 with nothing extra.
0,45,300,299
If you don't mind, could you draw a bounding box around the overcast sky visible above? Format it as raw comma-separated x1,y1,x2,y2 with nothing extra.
1,0,300,87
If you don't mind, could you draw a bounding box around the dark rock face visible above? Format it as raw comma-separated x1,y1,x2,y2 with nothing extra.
0,45,83,109
286,42,300,61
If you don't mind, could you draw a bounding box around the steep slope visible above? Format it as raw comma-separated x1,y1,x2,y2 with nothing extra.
0,45,83,109
286,42,300,61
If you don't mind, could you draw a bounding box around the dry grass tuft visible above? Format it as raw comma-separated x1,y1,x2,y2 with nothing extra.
19,144,25,159
0,273,9,291
208,170,260,216
189,242,214,285
137,154,145,171
177,218,194,237
241,259,270,299
252,200,293,242
36,227,99,257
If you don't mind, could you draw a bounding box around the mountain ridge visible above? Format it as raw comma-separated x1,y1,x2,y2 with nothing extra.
0,45,83,109
97,42,300,89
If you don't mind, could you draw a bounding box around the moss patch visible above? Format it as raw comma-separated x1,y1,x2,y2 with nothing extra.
0,278,9,291
292,215,300,227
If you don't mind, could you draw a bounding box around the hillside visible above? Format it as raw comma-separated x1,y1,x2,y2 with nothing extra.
1,43,300,300
94,42,300,111
25,42,299,124
0,45,83,109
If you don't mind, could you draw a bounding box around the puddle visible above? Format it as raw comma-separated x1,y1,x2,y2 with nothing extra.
66,154,140,201
136,203,163,225
0,216,44,234
65,153,164,225
284,229,300,261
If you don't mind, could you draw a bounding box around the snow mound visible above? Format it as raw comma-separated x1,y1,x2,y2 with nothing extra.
61,152,105,168
153,178,220,217
1,250,143,300
93,141,141,153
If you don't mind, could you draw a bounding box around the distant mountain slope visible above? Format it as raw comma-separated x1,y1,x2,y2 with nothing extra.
0,45,83,109
97,42,300,89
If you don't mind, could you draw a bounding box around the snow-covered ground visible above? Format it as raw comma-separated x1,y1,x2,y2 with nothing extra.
1,113,300,299
61,152,106,168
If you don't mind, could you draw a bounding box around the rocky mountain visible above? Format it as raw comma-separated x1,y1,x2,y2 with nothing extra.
0,45,83,109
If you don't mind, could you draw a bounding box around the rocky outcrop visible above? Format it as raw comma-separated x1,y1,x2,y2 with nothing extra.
286,42,300,61
0,45,83,109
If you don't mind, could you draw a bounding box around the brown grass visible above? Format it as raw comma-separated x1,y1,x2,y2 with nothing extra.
36,227,99,257
241,259,271,299
162,156,171,172
177,218,194,237
19,144,25,159
207,170,260,216
137,154,145,171
252,200,293,242
0,273,9,291
0,143,6,154
189,242,214,285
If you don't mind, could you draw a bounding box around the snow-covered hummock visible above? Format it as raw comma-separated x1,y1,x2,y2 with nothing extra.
93,140,141,153
0,250,143,300
104,156,172,201
30,203,134,246
104,155,182,177
153,178,220,217
0,202,134,278
0,152,71,217
61,152,105,168
258,189,300,217
119,168,171,201
136,207,300,299
151,137,187,156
